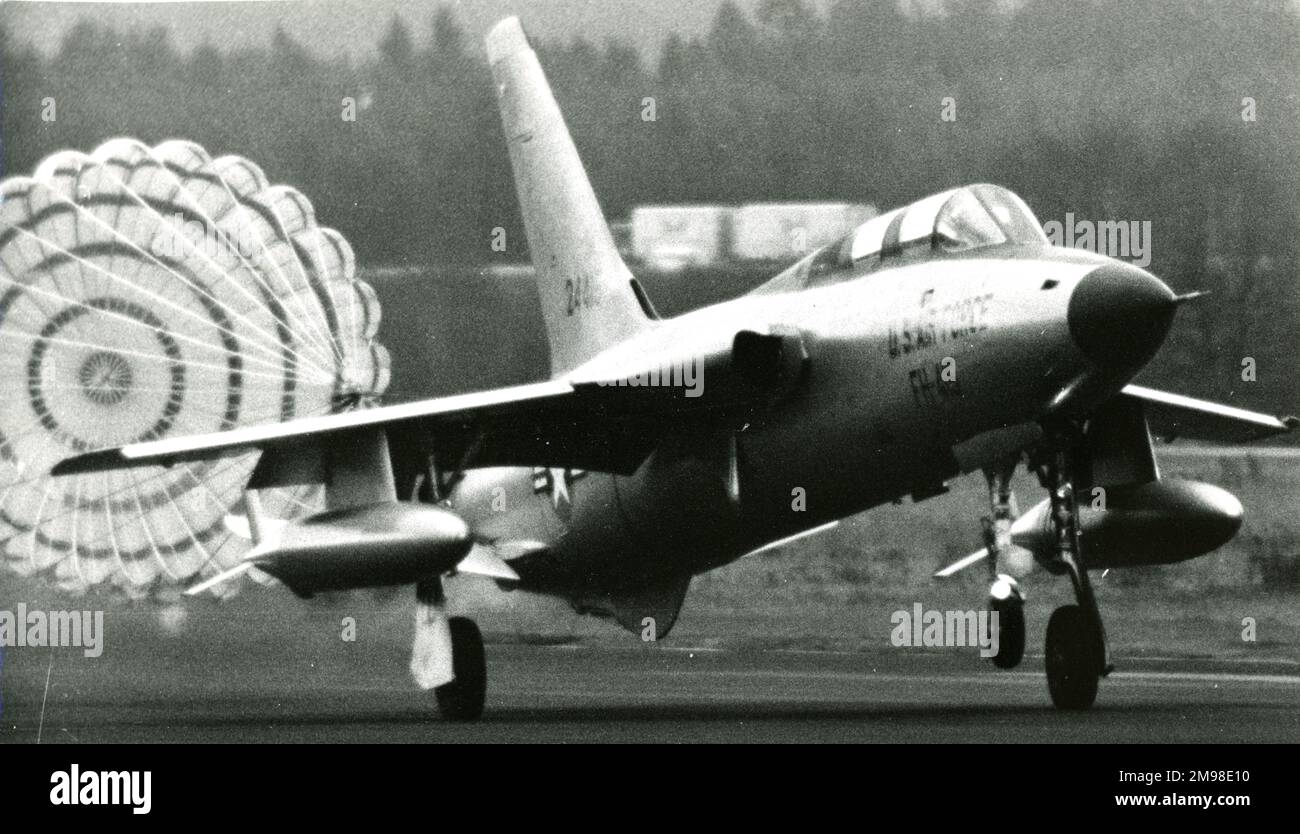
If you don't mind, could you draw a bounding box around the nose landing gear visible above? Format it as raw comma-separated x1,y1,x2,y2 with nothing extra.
982,464,1025,670
1033,427,1113,710
977,429,1113,709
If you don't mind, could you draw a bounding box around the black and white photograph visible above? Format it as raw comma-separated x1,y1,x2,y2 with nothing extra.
0,0,1295,774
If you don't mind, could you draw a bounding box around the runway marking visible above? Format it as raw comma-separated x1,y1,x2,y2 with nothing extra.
536,643,1299,670
519,647,1300,689
534,643,726,654
1107,655,1300,667
1111,671,1300,686
637,669,1299,688
1156,445,1300,459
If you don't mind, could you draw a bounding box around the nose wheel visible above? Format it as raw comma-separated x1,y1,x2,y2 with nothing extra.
1045,605,1102,709
988,574,1025,669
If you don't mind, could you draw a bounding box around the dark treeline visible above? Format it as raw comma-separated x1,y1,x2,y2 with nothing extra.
1,1,1297,409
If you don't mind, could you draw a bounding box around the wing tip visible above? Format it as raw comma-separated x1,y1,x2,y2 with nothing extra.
51,448,129,477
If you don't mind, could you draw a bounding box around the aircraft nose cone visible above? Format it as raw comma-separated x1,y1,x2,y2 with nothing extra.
1067,262,1177,368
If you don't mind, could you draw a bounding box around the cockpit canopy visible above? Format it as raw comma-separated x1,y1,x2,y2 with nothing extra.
853,183,1046,262
772,184,1046,288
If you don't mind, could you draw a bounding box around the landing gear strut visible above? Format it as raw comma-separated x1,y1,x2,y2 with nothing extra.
1034,426,1112,710
983,462,1024,670
413,579,487,721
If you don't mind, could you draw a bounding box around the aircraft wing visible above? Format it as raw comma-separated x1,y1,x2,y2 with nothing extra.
51,379,704,478
1121,384,1298,443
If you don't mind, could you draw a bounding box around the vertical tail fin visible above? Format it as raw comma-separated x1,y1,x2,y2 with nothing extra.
487,17,650,375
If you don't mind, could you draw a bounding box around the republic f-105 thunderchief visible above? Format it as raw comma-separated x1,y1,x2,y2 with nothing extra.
55,17,1296,719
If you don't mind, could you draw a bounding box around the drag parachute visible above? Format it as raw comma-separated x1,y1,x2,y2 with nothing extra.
0,138,391,599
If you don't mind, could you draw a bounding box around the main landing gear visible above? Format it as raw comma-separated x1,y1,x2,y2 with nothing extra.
413,579,487,721
436,617,487,721
984,426,1113,710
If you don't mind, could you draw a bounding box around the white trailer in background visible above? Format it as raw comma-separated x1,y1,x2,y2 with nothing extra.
629,205,733,271
731,202,878,262
626,202,879,269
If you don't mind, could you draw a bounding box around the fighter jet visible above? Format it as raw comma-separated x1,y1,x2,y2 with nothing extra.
55,17,1296,719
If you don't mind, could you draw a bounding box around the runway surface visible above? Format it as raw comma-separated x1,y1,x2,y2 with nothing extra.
3,639,1296,743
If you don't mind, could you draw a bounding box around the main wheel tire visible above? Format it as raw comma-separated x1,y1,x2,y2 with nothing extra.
1045,605,1101,710
434,617,486,721
989,598,1025,669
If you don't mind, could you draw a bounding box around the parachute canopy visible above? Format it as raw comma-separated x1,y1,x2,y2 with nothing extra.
0,138,391,599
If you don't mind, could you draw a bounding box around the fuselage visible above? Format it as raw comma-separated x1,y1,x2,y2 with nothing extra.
449,249,1166,594
447,186,1176,596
